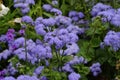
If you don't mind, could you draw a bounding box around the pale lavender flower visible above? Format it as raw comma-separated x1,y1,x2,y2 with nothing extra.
98,9,115,22
103,30,120,51
62,64,74,72
50,8,62,15
55,15,72,26
4,76,15,80
52,0,58,5
67,25,85,34
71,16,79,21
14,3,28,8
54,37,64,49
68,33,78,43
44,32,55,45
21,7,30,14
0,35,7,42
21,15,33,25
34,66,44,75
14,0,35,14
111,14,120,27
34,17,43,26
19,29,25,35
91,3,112,16
0,50,11,60
69,11,77,17
68,72,81,80
42,4,53,12
41,17,56,26
17,75,39,80
90,62,101,76
77,12,84,18
25,0,35,5
64,43,79,55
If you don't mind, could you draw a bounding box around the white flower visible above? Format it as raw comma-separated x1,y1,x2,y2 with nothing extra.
14,18,21,23
0,4,9,17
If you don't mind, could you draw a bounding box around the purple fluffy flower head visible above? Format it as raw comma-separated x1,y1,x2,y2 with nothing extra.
4,76,16,80
68,72,81,80
111,14,120,27
34,66,44,75
103,30,120,51
69,11,78,17
90,62,101,76
77,12,84,18
21,15,33,25
42,4,53,12
19,29,25,35
50,8,62,15
62,64,74,72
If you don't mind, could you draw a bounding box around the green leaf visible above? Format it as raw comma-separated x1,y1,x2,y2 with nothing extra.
69,0,75,6
8,56,19,66
91,37,101,47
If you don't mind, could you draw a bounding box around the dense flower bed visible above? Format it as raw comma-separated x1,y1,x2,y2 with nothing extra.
0,0,120,80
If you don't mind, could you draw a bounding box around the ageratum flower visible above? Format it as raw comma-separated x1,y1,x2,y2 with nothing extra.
21,7,30,14
0,35,7,42
21,16,33,25
34,66,44,75
19,29,25,35
97,9,115,22
34,17,43,26
111,14,120,27
52,0,58,5
67,25,85,34
103,30,120,51
69,11,78,17
12,37,25,49
4,76,16,80
35,24,46,36
14,0,35,14
91,3,112,16
44,32,55,45
55,15,72,26
25,0,35,5
68,56,87,65
64,43,79,55
62,64,74,72
71,16,79,21
90,62,101,76
0,50,11,60
69,11,84,22
77,12,85,18
54,37,64,49
68,33,78,43
41,17,56,26
17,75,39,80
42,4,53,12
14,3,29,8
68,72,81,80
50,8,62,15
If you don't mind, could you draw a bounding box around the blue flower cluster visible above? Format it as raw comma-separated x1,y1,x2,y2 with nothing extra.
101,30,120,51
3,1,119,80
14,0,35,14
62,56,87,73
4,75,39,80
90,62,101,76
91,3,120,27
42,4,62,15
